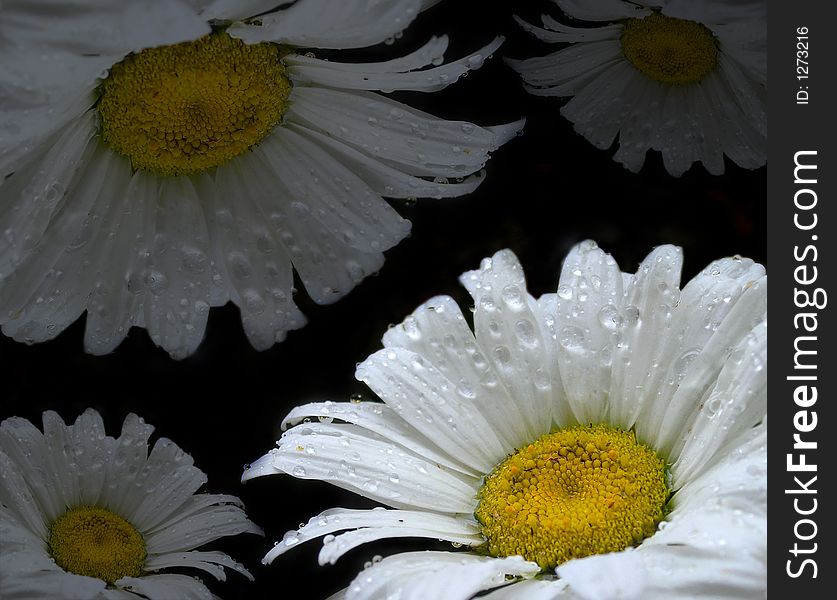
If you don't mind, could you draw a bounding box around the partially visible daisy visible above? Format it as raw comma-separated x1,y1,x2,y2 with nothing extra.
245,240,766,599
0,409,262,599
508,0,766,176
0,0,522,358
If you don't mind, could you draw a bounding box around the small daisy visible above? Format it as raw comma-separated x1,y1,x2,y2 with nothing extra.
0,0,522,358
509,0,766,176
0,408,262,599
245,240,766,599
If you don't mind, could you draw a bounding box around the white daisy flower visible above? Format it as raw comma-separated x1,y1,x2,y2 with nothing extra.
0,0,522,359
508,0,766,176
245,240,767,599
0,408,262,599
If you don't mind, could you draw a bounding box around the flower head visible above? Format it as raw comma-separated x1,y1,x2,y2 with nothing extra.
246,240,766,599
0,409,262,599
509,0,766,176
0,0,522,358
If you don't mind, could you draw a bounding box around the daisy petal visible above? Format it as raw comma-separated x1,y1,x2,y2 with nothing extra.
460,250,554,444
280,400,478,476
252,422,478,513
383,296,527,452
198,168,307,350
143,501,261,554
482,579,572,600
289,124,484,199
228,0,425,48
117,574,213,600
635,258,766,456
344,551,540,600
262,507,481,565
258,127,410,252
0,0,209,55
286,87,520,178
141,176,212,359
557,550,646,600
285,37,504,92
552,240,624,424
145,550,253,581
672,321,766,482
381,295,528,453
357,346,507,473
83,172,153,355
608,245,684,430
555,0,651,21
0,141,111,334
514,15,621,44
0,110,97,277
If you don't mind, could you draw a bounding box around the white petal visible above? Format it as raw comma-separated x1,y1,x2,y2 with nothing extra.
286,86,521,177
100,414,155,520
125,438,206,532
144,550,253,581
560,61,638,153
197,167,307,351
141,175,212,359
0,140,110,332
280,400,478,476
117,574,213,600
83,171,154,355
557,550,646,600
286,35,450,74
357,346,508,473
635,258,766,457
345,551,540,600
0,567,105,600
0,450,49,538
199,0,293,21
143,500,261,554
228,0,425,48
0,71,98,176
552,240,624,424
250,422,479,513
288,124,484,199
2,149,133,345
555,0,650,21
607,244,683,430
508,40,623,96
285,37,504,92
0,416,64,523
482,579,573,600
262,507,481,565
515,15,621,44
258,127,410,252
460,250,554,443
0,110,98,276
1,0,209,56
247,136,395,305
380,295,530,453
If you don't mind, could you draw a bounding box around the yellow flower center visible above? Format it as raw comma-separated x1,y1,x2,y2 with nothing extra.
621,12,718,86
475,424,668,570
98,32,292,176
48,506,146,584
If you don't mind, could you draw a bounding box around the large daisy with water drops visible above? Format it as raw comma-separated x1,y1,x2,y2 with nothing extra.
509,0,766,176
0,0,521,359
245,240,766,599
0,409,262,599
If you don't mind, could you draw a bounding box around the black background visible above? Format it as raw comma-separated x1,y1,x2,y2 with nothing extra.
0,2,766,598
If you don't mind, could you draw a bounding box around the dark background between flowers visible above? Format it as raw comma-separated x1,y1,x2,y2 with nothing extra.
0,2,766,598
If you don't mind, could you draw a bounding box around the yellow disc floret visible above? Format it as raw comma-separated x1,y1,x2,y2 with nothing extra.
621,12,718,86
98,33,292,176
475,424,668,570
49,505,146,583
